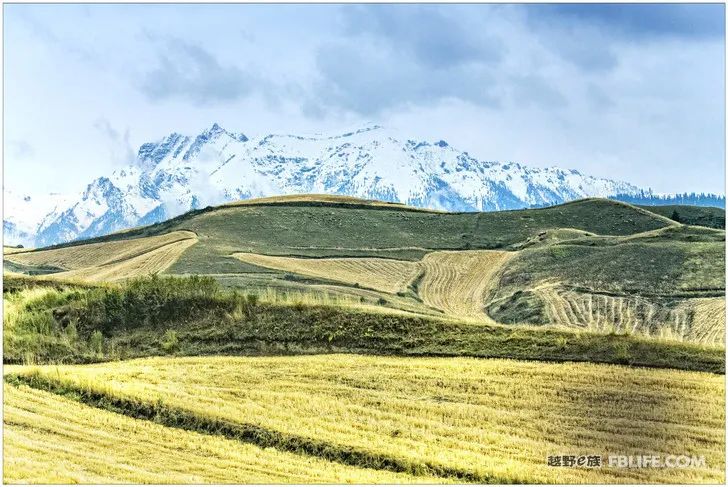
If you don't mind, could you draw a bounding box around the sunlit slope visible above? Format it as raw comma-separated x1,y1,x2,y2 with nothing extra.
3,246,29,255
222,193,446,212
234,253,421,294
4,196,722,342
11,355,725,484
3,197,672,276
3,382,437,484
489,225,726,344
4,231,197,282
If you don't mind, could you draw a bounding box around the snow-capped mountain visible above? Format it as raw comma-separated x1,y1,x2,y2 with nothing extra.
5,123,644,247
4,190,74,247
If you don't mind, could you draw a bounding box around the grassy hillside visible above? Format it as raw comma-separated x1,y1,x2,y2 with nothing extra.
3,245,29,255
3,196,725,484
8,355,725,484
638,204,725,229
3,275,723,372
489,225,725,342
12,197,671,263
4,196,723,344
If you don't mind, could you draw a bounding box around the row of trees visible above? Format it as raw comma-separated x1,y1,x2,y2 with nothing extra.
611,191,725,208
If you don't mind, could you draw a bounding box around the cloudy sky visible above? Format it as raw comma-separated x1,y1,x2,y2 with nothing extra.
4,3,725,196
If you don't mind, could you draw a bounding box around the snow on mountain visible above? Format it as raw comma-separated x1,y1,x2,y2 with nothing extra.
5,123,643,247
4,190,74,247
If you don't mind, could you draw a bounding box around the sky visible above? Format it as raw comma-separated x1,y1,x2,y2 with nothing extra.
4,3,726,196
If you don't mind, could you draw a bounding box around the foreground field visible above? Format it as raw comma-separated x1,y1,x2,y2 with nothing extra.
3,382,439,484
9,355,725,484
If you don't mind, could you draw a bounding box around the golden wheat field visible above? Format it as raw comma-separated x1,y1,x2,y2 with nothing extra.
12,355,725,484
234,253,420,294
3,382,441,484
418,250,514,320
4,231,197,282
4,230,196,269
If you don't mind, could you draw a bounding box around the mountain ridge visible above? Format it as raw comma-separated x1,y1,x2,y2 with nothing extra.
0,123,696,247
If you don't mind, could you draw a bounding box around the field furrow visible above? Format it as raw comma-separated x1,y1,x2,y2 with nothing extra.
5,231,196,271
233,253,420,294
418,250,515,320
50,235,198,282
535,286,726,345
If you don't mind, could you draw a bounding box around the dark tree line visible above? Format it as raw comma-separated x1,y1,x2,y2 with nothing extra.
611,191,725,208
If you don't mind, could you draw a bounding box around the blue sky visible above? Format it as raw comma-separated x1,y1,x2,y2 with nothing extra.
4,3,725,195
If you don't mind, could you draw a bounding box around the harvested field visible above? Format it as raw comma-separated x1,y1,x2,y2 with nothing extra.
233,253,420,294
531,285,725,345
3,382,436,484
10,355,725,484
5,231,197,282
418,250,514,320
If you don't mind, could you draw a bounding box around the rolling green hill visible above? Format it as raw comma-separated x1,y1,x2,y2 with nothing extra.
4,195,724,346
5,195,725,343
638,204,725,229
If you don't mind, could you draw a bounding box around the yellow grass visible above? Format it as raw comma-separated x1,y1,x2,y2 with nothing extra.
5,231,197,283
14,355,725,484
533,285,725,345
3,246,30,255
3,382,439,484
5,230,195,270
418,250,514,320
234,253,420,294
680,297,726,344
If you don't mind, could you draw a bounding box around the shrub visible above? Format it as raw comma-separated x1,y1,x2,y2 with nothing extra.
89,331,104,355
161,330,179,353
64,321,78,343
79,275,221,334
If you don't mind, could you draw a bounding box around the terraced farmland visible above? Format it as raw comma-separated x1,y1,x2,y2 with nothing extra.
3,382,437,484
418,250,514,319
9,355,725,484
234,253,420,294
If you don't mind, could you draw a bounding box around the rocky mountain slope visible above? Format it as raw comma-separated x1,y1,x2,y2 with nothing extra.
5,124,644,247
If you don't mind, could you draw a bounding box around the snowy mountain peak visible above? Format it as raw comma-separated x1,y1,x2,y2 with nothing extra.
5,124,647,247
